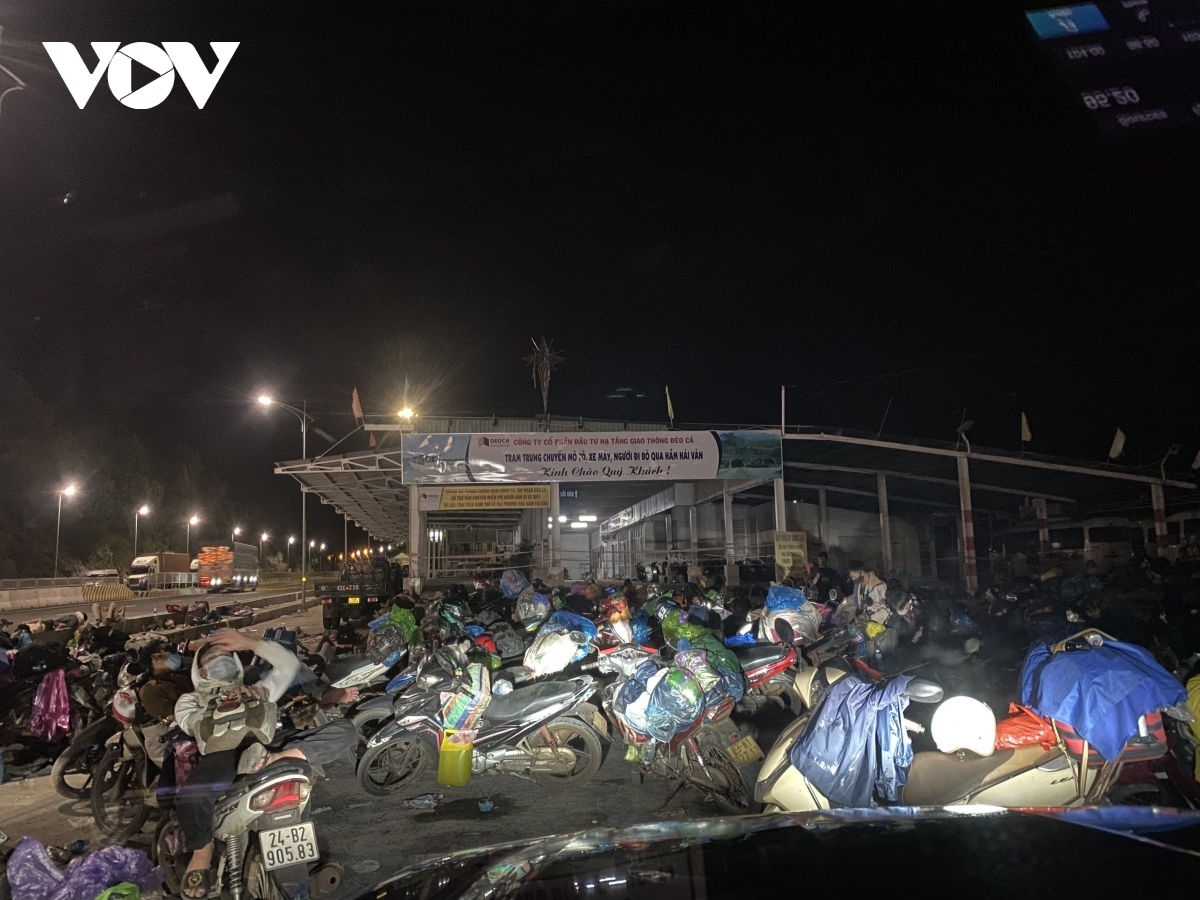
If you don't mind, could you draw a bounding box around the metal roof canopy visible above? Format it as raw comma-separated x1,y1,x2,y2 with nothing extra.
272,419,1200,542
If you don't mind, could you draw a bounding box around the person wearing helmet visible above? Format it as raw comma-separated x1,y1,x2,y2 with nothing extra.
173,628,356,899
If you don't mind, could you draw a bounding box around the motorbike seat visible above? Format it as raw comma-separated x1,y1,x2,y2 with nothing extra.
482,679,587,721
900,744,1057,805
731,643,787,669
322,655,371,682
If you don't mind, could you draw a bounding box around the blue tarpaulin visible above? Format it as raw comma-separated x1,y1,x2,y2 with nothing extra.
1019,639,1185,761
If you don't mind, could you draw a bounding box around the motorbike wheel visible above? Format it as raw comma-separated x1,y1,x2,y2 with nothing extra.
91,744,150,840
357,732,432,796
527,717,604,787
243,844,286,900
350,708,391,764
50,717,119,800
697,733,759,815
152,815,186,897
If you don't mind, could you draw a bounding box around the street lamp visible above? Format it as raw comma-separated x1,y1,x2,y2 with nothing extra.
133,504,150,557
288,536,295,569
258,394,312,595
53,483,77,576
186,514,200,556
260,532,270,565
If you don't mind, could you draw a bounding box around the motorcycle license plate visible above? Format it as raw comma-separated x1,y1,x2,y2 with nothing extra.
347,596,360,605
728,735,764,766
259,822,318,870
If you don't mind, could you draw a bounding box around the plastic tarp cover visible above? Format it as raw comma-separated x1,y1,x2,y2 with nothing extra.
1019,639,1187,761
789,674,914,807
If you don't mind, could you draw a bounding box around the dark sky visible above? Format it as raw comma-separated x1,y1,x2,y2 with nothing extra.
2,0,1199,534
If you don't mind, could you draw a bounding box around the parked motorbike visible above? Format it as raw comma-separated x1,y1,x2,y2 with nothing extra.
357,644,608,796
598,643,763,814
755,629,1193,812
153,759,342,900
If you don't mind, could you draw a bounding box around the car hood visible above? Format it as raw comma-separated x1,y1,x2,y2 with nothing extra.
365,806,1200,899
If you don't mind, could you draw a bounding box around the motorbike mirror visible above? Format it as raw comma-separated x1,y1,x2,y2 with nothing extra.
903,678,945,703
774,618,796,646
828,589,839,603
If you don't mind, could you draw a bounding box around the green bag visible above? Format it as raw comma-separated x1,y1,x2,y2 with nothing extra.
95,883,140,900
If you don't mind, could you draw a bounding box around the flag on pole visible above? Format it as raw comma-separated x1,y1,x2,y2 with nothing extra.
1108,427,1126,460
351,387,364,423
1020,412,1032,443
665,385,675,425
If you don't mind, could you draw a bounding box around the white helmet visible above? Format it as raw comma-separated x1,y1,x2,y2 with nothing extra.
930,695,997,757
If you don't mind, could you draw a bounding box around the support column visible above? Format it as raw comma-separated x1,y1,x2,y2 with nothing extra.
1151,482,1169,555
550,484,562,582
688,505,699,577
957,456,978,593
876,472,893,574
407,485,422,590
818,487,828,549
773,477,788,538
723,488,737,586
923,523,938,578
1034,497,1051,560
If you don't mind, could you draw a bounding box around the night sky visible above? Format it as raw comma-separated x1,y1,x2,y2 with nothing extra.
2,0,1198,533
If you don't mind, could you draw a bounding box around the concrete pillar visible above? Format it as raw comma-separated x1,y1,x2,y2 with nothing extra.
550,484,562,580
773,477,787,538
957,456,978,593
1034,497,1051,559
876,472,893,574
1151,482,1169,554
923,523,938,578
723,488,738,586
688,505,699,574
407,485,422,589
818,487,828,549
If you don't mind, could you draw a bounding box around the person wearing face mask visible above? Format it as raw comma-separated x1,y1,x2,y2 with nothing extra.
138,643,194,721
173,627,356,899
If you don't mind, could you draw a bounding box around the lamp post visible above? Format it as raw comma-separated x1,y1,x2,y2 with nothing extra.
186,514,200,556
133,504,150,557
53,483,77,576
260,532,270,566
288,536,295,569
258,395,312,596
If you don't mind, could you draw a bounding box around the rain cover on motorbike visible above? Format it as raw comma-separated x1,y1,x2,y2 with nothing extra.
1019,637,1186,761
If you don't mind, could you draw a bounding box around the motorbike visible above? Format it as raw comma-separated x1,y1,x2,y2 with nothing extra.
153,759,342,900
597,643,764,814
90,663,175,841
357,644,608,796
755,629,1194,812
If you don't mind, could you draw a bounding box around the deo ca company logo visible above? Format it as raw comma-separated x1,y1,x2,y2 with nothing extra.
43,41,239,109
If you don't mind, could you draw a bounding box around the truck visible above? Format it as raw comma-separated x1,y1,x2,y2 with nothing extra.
197,542,260,593
314,553,404,629
126,552,193,593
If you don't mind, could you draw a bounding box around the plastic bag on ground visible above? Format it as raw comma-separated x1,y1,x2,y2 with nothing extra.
7,836,164,900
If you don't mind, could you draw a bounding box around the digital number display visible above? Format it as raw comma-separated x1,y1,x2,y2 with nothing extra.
1025,0,1200,134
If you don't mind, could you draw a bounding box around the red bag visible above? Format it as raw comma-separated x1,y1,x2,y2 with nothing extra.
994,702,1056,751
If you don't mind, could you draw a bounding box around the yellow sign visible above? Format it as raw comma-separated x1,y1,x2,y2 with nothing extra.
424,484,553,511
774,531,809,583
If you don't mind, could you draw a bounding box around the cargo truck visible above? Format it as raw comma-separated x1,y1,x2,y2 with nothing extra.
197,542,260,592
126,551,193,593
314,553,403,629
